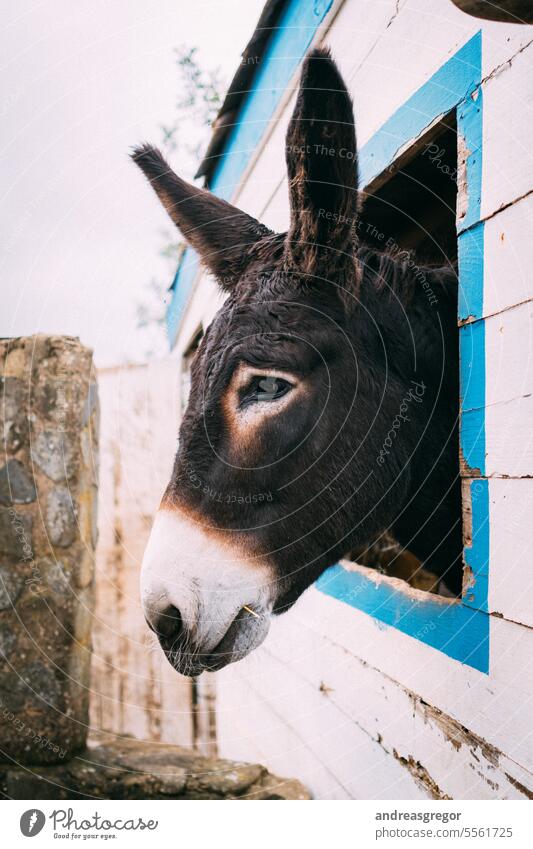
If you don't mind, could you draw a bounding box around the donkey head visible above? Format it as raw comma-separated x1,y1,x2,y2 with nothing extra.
133,49,422,676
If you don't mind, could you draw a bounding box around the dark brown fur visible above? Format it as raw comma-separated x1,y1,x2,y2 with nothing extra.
132,47,462,614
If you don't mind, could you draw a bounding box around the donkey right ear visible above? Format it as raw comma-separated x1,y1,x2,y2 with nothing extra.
285,48,359,277
131,145,271,288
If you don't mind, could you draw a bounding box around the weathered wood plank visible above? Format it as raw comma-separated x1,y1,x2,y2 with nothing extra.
275,628,533,799
484,300,533,408
488,478,533,629
459,298,533,478
269,588,533,775
481,40,533,222
483,194,533,320
92,362,194,746
486,394,533,477
217,673,354,800
218,650,429,799
218,603,533,798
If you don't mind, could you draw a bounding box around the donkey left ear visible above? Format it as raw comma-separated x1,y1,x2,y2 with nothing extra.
285,47,359,280
131,145,272,289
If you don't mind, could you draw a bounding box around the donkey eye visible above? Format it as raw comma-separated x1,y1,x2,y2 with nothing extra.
241,375,292,407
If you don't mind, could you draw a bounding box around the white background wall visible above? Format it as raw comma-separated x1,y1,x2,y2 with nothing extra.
91,360,195,747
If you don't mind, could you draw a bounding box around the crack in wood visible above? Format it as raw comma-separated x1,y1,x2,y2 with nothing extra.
480,38,533,87
392,749,451,799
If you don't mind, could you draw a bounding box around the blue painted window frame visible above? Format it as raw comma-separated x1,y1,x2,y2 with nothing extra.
316,31,489,674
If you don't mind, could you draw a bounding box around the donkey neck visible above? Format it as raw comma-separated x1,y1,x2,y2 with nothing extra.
356,247,458,391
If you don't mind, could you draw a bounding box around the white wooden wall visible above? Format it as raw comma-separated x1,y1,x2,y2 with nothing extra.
90,360,194,747
170,0,533,798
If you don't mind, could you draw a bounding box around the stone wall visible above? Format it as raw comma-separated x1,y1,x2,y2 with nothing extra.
0,335,98,764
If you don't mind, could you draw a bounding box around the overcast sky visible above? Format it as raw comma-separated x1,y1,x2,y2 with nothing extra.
1,0,265,366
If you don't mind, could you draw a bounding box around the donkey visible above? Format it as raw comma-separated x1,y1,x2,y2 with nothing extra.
132,47,461,677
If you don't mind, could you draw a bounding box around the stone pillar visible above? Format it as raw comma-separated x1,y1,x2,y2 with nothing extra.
0,335,98,764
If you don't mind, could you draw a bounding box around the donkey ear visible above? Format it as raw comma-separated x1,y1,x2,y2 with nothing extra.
131,145,271,288
285,48,359,277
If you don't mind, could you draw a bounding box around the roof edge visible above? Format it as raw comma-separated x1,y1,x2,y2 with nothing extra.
194,0,287,183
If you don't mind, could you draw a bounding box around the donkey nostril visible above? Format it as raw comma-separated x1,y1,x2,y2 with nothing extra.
154,605,183,642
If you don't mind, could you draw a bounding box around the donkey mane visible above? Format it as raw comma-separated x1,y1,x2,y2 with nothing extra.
357,243,457,306
214,226,457,311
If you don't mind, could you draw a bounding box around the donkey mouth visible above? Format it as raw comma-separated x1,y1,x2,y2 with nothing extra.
160,605,271,677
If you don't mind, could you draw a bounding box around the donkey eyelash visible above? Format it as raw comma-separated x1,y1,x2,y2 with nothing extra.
239,375,293,408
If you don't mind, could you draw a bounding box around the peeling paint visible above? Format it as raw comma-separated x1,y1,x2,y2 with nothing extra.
461,479,473,547
456,131,471,224
418,700,500,768
459,444,481,478
480,37,533,86
505,773,533,800
462,564,476,603
392,749,451,799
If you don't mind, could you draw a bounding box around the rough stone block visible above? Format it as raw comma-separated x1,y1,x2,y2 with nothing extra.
0,460,36,505
0,735,311,800
0,508,32,558
0,336,99,765
46,487,77,547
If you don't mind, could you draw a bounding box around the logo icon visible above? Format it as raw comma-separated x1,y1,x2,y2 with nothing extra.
20,809,46,837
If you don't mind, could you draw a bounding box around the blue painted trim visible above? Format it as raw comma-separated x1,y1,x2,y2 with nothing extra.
463,479,489,614
316,566,489,673
210,0,335,201
167,253,199,345
457,85,483,234
358,31,482,190
456,81,485,493
459,320,486,475
317,32,489,673
458,223,484,321
165,0,335,343
457,82,486,476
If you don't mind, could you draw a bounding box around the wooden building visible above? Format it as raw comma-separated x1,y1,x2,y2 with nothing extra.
131,0,533,798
